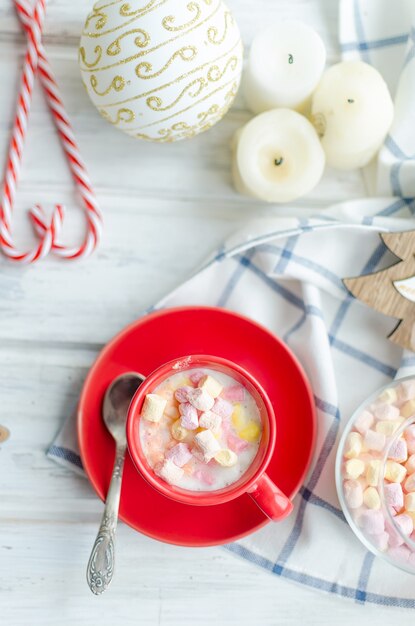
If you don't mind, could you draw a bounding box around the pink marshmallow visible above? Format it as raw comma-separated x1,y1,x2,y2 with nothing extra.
354,410,374,435
222,384,245,402
179,402,199,430
187,388,215,412
398,381,415,402
406,454,415,474
226,431,249,454
344,480,363,509
385,519,405,547
358,510,385,535
394,513,414,536
408,440,415,455
373,403,400,421
404,425,415,441
212,397,233,419
165,443,193,467
188,370,205,384
405,472,415,492
174,386,193,403
384,483,404,509
364,429,386,452
389,546,412,562
193,469,214,486
388,438,408,463
372,531,389,552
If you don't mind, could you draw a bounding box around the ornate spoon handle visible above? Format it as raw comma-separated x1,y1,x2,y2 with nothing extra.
86,444,126,595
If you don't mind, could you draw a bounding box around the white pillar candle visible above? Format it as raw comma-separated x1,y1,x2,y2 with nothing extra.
311,61,394,170
233,109,325,203
244,21,326,115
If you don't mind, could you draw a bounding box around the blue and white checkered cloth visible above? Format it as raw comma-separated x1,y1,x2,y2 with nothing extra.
48,0,415,608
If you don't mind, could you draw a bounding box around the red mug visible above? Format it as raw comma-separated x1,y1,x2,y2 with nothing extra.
127,355,293,521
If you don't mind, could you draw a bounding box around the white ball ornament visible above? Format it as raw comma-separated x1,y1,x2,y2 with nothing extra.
79,0,243,142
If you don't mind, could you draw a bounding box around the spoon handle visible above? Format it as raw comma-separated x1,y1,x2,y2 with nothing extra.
86,444,126,595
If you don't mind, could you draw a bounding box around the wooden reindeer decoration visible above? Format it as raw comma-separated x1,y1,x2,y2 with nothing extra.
344,230,415,351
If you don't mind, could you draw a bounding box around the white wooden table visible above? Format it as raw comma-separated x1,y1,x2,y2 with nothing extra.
1,1,414,624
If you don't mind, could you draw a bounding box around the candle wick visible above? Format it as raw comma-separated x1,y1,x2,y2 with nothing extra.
274,157,284,166
347,98,354,103
288,54,294,64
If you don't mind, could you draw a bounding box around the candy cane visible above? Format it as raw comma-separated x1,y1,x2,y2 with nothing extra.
0,0,103,263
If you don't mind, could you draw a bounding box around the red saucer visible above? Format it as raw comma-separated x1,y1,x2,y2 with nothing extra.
78,307,316,547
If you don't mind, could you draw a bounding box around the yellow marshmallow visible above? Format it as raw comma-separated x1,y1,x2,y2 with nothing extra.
401,400,415,419
379,388,398,404
366,460,381,487
363,487,380,510
164,405,179,420
198,375,223,399
345,459,365,480
232,404,247,429
214,449,238,467
384,460,407,483
376,419,404,436
171,420,189,441
344,432,363,459
405,492,415,512
239,421,261,443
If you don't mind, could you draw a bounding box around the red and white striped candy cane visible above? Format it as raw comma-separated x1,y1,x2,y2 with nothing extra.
0,0,103,263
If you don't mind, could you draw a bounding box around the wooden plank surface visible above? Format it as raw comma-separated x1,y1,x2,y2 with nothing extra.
0,1,410,624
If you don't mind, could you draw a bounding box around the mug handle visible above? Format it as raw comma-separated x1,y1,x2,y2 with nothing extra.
247,473,293,521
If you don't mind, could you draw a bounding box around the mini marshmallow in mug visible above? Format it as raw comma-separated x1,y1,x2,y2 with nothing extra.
232,108,325,203
244,21,326,114
311,61,394,170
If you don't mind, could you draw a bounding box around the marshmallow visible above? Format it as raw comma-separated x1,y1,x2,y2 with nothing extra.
232,404,247,429
179,402,199,430
366,460,381,487
404,425,415,441
222,384,245,402
198,375,223,399
344,480,363,509
384,483,404,510
212,397,233,419
374,403,400,421
215,449,238,467
376,419,403,436
408,439,415,455
226,431,250,454
344,432,363,459
174,386,193,403
378,388,398,405
171,419,189,441
388,438,408,463
401,400,415,419
344,458,365,480
389,546,411,562
141,394,167,423
199,411,222,434
398,380,415,403
188,370,205,384
359,510,385,535
372,531,389,552
156,459,184,485
364,429,386,452
195,429,222,461
239,420,261,443
187,388,215,412
193,468,214,485
363,487,381,510
166,443,193,467
394,513,414,536
406,455,415,475
164,405,180,420
385,460,407,483
385,519,405,548
405,472,415,492
354,410,374,435
405,492,415,512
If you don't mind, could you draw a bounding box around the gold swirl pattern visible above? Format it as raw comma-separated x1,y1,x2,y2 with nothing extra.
107,29,150,55
207,10,233,45
84,0,168,38
120,0,157,17
79,45,103,69
85,9,108,31
90,74,126,96
100,107,135,124
135,46,197,80
206,55,238,82
146,77,207,111
162,2,201,32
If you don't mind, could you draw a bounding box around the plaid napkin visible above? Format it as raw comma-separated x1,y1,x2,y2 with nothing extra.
48,0,415,608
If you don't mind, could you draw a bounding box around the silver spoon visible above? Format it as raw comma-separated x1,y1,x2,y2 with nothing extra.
86,372,144,595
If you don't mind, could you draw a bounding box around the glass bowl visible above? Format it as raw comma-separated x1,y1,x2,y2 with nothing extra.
336,375,415,574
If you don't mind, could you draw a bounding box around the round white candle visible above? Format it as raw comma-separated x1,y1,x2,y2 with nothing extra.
244,21,326,114
311,61,394,170
233,109,325,203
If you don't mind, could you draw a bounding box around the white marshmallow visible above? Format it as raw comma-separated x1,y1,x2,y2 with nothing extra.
366,460,381,487
199,411,222,434
198,375,223,399
214,449,238,467
364,429,386,452
141,394,167,423
344,432,363,458
378,388,398,404
187,388,215,412
344,458,365,480
195,429,221,462
156,460,184,485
